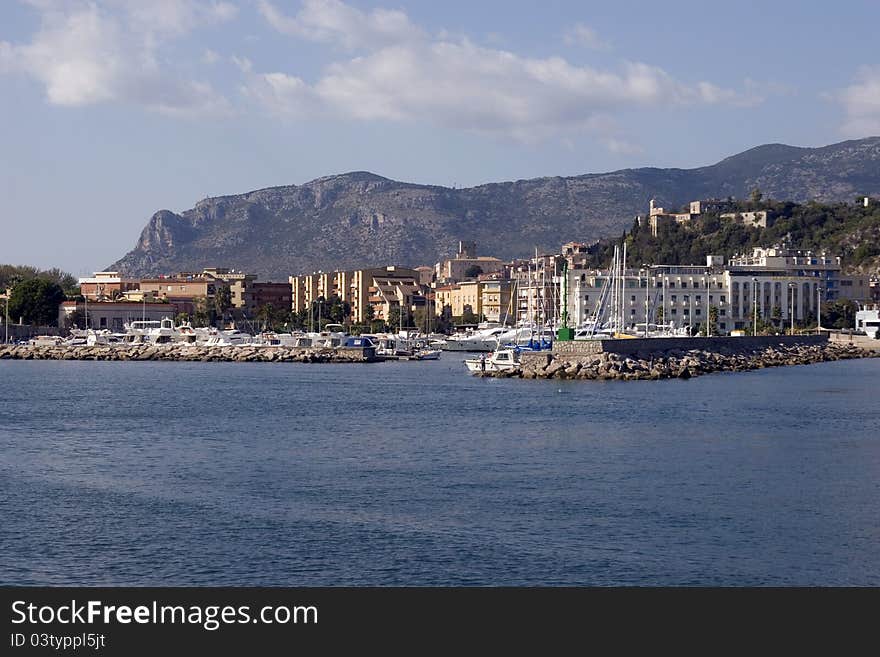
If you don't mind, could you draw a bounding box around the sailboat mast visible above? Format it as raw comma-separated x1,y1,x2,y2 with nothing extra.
620,240,626,332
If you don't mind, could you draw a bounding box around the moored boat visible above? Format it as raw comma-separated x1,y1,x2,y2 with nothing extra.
464,348,520,373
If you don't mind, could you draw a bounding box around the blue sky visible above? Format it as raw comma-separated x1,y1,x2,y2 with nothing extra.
1,0,879,276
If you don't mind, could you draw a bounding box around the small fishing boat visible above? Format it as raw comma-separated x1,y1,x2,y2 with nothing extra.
463,348,520,373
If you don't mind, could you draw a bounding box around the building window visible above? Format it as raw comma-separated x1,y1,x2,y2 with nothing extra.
720,309,726,316
720,296,726,303
671,295,677,302
671,309,677,315
696,309,701,316
681,281,688,288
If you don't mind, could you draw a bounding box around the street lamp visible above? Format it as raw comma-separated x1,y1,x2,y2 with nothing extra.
817,285,823,332
788,283,796,335
752,278,758,336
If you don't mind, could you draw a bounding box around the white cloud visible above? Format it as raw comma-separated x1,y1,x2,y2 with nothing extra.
257,0,423,50
231,55,253,73
119,0,238,36
202,48,220,64
563,23,609,50
0,0,234,115
243,29,747,140
603,137,644,156
838,67,880,136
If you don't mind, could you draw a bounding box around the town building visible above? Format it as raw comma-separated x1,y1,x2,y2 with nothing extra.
480,280,515,324
648,199,696,237
719,210,769,228
369,268,426,325
562,246,872,335
201,268,257,309
289,266,425,325
561,241,594,269
78,272,140,300
435,241,504,283
58,300,174,331
249,282,293,313
855,305,880,338
137,275,220,315
648,199,771,236
511,253,565,326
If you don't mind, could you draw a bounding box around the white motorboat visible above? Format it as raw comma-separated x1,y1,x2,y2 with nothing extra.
123,318,178,344
253,331,299,346
204,329,253,346
307,323,347,348
443,325,509,352
464,348,520,373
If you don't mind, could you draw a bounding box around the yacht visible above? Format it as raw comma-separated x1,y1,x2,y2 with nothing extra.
253,332,299,346
443,325,509,352
307,323,348,348
204,329,253,346
123,318,178,344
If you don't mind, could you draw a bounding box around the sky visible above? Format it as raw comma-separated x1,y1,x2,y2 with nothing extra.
1,0,879,276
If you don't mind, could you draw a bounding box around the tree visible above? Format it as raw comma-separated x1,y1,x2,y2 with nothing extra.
257,303,282,331
464,265,483,279
192,296,211,327
698,305,719,336
413,307,428,333
213,285,232,319
750,187,763,206
175,312,191,326
386,307,401,331
771,305,782,329
0,264,76,292
822,299,858,329
460,309,480,325
8,278,65,326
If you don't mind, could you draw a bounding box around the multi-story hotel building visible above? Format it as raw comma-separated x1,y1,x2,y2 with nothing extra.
563,246,870,334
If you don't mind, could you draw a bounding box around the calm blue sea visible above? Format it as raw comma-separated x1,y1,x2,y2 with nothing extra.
1,356,879,586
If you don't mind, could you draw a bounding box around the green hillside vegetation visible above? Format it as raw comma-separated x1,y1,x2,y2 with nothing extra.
591,197,880,272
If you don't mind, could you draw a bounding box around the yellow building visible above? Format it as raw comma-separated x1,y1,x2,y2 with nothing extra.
435,281,484,319
481,280,514,323
289,266,425,324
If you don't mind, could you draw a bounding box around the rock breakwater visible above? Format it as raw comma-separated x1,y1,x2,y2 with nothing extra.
0,344,377,363
479,342,874,380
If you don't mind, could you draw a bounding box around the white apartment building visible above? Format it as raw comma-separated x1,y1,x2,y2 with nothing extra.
563,246,865,335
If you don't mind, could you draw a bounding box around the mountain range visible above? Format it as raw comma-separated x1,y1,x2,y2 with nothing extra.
110,137,880,280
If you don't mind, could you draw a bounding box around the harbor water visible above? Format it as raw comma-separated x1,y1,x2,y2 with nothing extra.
2,357,879,585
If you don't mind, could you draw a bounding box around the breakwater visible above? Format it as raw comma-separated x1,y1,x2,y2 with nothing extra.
0,344,379,363
490,340,873,380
